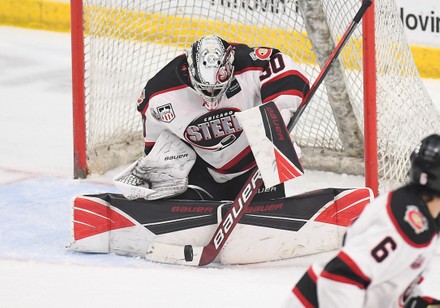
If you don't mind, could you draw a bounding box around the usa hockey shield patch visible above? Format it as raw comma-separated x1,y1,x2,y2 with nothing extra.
157,103,175,123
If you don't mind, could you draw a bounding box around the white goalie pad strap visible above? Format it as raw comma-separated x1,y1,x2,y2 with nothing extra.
114,130,196,200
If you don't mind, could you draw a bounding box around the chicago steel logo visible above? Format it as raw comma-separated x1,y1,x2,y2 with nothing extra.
184,108,242,151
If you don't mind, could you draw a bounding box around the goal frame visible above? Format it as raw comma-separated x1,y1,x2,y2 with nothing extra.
70,0,379,195
71,0,87,179
362,0,378,195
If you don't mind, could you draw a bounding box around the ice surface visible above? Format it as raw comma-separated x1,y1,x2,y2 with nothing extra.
0,26,438,307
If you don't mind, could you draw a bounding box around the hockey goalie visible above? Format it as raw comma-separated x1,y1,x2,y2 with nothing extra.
68,35,373,265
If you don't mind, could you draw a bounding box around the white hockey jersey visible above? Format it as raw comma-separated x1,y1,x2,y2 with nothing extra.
290,186,440,307
136,43,309,183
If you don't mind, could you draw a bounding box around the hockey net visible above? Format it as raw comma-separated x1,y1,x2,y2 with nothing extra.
71,0,440,192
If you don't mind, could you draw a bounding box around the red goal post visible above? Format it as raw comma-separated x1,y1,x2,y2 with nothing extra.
71,0,86,179
71,0,440,194
362,0,377,194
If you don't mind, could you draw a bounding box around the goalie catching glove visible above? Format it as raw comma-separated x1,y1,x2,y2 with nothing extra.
114,130,196,200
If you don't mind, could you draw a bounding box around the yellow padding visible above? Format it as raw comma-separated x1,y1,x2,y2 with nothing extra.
411,46,440,79
0,0,70,32
83,6,315,63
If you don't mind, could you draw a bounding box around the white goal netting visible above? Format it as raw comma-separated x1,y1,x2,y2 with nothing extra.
77,0,440,190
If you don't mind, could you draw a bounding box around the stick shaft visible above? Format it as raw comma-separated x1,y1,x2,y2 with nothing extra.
288,0,372,130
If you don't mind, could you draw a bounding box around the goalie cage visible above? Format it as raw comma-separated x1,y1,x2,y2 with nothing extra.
71,0,440,193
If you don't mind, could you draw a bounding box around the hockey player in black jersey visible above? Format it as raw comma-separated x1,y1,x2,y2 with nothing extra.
287,134,440,307
113,35,310,201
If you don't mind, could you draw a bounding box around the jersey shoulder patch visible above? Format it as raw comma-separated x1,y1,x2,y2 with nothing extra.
250,47,273,61
232,43,281,73
387,187,438,247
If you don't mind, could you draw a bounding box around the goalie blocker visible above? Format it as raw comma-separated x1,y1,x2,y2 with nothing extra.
69,187,372,265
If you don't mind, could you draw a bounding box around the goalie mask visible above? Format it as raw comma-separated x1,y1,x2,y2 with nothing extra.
186,35,235,110
409,134,440,194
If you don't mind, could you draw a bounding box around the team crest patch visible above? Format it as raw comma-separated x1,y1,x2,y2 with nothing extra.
156,103,175,123
404,205,428,234
250,48,272,61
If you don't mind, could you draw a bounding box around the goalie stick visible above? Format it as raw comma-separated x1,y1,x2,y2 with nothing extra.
289,0,372,129
145,0,372,266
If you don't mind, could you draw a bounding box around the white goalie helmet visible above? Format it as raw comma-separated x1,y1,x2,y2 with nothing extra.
186,35,235,110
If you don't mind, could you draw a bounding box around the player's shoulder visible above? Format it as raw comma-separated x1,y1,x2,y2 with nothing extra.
138,54,191,112
387,186,439,247
147,54,190,97
232,43,282,72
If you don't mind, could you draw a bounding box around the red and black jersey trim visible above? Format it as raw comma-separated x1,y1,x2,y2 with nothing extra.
230,43,310,103
420,296,440,305
292,267,318,308
234,66,264,75
207,146,256,174
261,70,310,104
321,251,371,289
387,186,439,248
143,142,155,156
137,54,190,114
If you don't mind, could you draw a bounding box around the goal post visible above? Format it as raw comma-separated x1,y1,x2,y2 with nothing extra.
71,0,87,179
362,0,378,194
71,0,440,194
